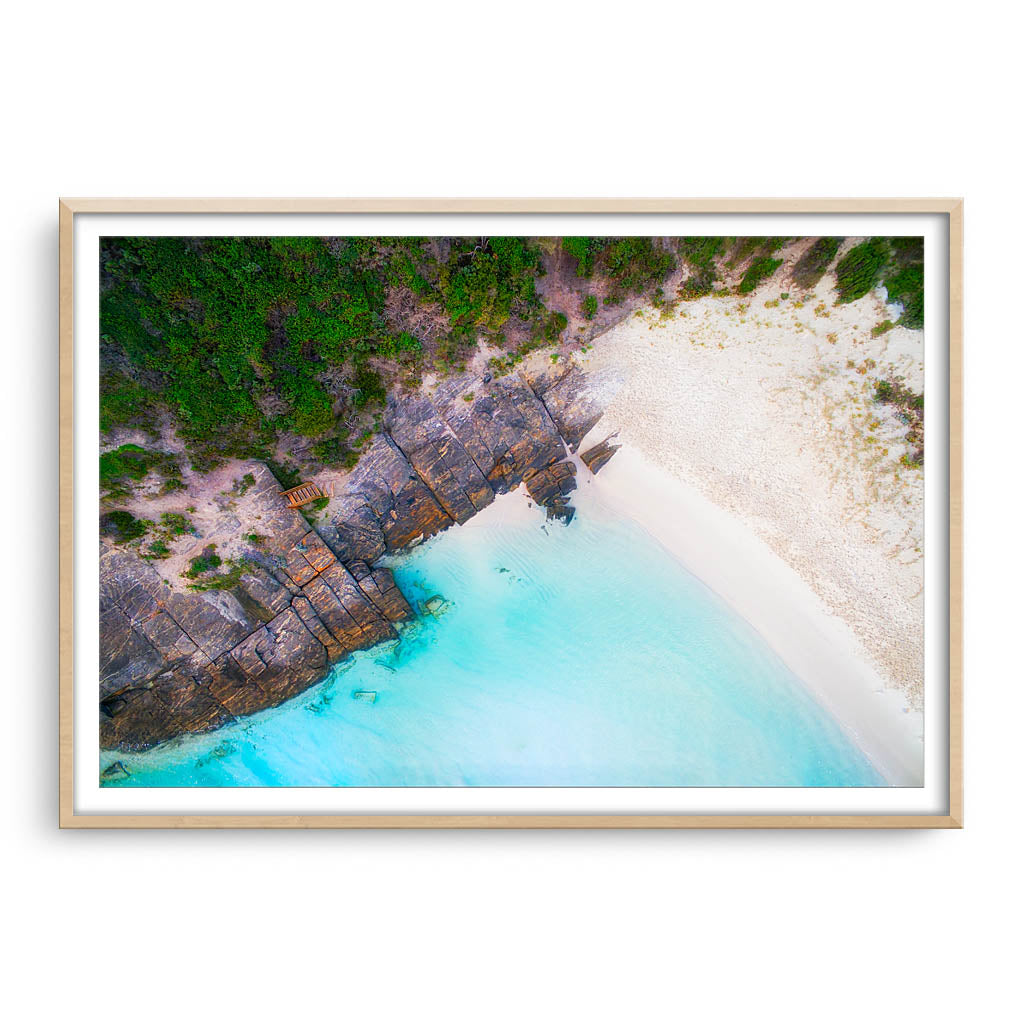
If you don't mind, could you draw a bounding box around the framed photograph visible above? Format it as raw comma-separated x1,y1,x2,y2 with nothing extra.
59,198,962,828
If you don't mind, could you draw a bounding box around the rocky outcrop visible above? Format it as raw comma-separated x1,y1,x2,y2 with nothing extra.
383,392,495,523
99,498,411,751
581,433,621,475
380,370,581,522
316,433,453,565
523,363,624,452
100,358,615,751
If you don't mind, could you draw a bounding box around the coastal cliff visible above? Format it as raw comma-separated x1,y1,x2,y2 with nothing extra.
100,361,621,751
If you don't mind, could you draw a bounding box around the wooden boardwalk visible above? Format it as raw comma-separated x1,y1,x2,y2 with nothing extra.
281,482,326,509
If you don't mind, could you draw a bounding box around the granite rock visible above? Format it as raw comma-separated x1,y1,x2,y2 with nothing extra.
580,433,622,475
100,360,618,751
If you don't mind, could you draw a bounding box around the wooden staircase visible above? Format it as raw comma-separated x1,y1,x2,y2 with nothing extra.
281,482,326,509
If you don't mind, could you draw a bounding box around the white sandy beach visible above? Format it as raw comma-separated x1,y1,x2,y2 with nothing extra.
556,239,925,784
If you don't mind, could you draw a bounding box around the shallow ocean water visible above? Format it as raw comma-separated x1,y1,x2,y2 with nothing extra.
101,496,883,788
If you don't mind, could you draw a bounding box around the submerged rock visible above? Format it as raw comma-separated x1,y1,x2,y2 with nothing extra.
100,760,130,781
422,595,452,617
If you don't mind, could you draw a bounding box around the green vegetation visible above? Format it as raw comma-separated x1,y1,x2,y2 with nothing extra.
882,238,924,329
437,237,543,331
184,554,257,592
599,238,675,303
245,533,267,546
791,237,841,291
100,234,924,517
834,237,924,328
871,320,895,337
350,365,386,409
100,236,683,490
726,237,787,269
184,545,222,578
266,460,302,490
310,433,361,470
562,237,675,302
835,239,891,303
100,509,149,542
678,237,723,298
563,237,602,278
146,540,171,560
234,472,255,496
738,257,783,294
874,377,924,465
159,511,195,535
99,236,537,474
99,372,159,435
541,311,568,342
100,444,181,500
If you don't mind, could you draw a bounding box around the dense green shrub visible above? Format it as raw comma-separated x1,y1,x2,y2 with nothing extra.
582,294,598,319
99,371,160,435
350,365,386,409
882,238,924,329
437,237,542,331
677,237,723,298
678,237,724,268
599,238,675,298
835,239,890,303
563,237,603,278
542,311,568,342
100,509,149,542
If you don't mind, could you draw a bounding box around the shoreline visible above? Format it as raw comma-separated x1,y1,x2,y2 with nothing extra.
559,245,926,785
573,444,922,785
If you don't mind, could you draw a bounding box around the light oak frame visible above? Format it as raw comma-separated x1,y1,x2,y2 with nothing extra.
59,198,963,829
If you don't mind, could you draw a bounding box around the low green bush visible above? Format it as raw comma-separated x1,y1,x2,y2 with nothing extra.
738,257,783,294
835,239,890,303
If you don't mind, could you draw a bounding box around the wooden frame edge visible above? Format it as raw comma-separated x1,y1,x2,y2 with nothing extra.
59,199,75,829
59,813,962,830
59,196,964,215
948,200,964,828
59,198,964,830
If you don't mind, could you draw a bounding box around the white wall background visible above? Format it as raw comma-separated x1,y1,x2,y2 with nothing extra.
2,2,1019,1021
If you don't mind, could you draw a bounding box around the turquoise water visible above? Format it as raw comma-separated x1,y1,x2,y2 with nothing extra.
101,501,883,787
